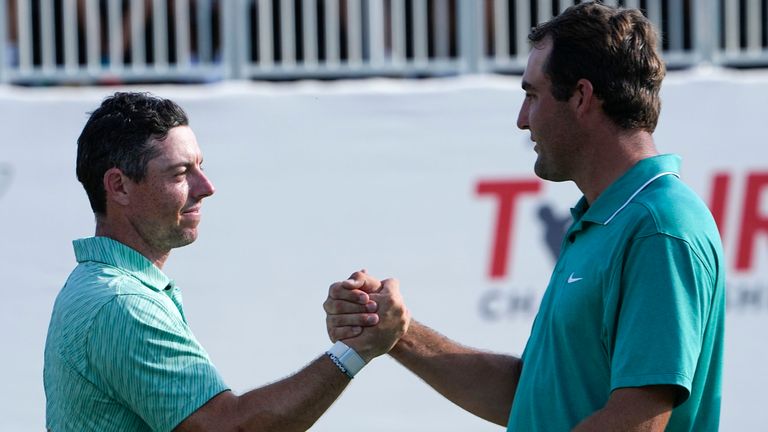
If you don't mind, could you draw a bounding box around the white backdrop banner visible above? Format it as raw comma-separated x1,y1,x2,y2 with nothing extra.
0,71,766,431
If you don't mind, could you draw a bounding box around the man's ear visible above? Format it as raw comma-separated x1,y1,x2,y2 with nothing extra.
103,167,131,207
571,78,596,117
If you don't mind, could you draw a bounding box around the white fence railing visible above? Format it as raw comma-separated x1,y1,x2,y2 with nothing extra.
1,0,767,85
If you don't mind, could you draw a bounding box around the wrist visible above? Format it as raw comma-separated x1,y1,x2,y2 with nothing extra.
326,341,367,378
342,339,377,363
388,319,416,359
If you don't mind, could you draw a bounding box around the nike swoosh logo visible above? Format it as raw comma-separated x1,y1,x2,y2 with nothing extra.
567,272,583,284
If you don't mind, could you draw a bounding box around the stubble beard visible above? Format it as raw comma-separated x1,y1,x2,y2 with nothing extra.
158,223,198,250
533,150,569,183
134,217,199,256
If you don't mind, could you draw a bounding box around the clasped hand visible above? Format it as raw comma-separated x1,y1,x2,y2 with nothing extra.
323,271,410,363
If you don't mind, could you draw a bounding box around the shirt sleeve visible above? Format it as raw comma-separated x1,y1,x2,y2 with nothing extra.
609,233,715,405
87,293,230,432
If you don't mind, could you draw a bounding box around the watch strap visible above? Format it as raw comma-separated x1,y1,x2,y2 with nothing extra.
326,341,366,378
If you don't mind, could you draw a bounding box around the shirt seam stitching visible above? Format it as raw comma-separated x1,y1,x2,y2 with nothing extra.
631,222,716,283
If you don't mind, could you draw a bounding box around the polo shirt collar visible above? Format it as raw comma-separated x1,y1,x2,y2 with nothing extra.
574,154,682,225
73,236,172,292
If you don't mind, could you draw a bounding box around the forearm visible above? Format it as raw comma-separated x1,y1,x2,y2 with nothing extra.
572,409,669,432
388,320,521,426
572,409,645,432
235,355,351,431
571,386,675,432
177,355,351,431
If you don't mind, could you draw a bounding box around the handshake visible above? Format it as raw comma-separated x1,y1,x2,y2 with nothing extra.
323,270,411,364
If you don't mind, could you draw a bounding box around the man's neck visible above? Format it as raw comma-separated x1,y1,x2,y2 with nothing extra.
95,218,170,269
575,129,659,205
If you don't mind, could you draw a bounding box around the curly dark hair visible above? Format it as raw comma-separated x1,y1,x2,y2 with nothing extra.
76,92,189,215
529,1,666,132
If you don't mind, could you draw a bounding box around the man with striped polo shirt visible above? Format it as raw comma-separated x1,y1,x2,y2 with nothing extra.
324,2,725,431
44,92,410,431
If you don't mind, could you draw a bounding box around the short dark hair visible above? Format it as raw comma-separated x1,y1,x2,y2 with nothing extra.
529,1,666,132
76,92,189,215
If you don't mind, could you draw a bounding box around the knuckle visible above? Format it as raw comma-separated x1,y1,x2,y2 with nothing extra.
328,285,340,298
328,301,341,314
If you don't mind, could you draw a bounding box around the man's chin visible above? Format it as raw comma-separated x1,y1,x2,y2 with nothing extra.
533,160,550,180
170,229,198,249
534,161,569,183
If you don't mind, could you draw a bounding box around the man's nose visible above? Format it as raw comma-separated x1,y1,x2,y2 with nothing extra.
517,101,529,130
194,170,215,199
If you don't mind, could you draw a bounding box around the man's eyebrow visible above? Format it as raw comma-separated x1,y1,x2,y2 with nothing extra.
522,81,535,91
164,161,195,171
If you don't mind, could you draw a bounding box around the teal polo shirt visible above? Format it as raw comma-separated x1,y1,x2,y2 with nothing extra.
44,236,229,432
507,155,725,431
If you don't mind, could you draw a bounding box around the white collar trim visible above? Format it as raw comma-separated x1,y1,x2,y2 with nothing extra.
603,171,680,225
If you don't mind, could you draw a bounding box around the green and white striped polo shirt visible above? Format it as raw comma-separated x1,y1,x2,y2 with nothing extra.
44,236,229,432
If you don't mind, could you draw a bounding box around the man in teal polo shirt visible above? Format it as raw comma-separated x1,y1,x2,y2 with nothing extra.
44,92,411,431
504,153,724,431
324,2,725,431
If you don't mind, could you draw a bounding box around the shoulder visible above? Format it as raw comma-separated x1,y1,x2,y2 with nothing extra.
94,293,182,331
47,266,162,374
67,261,152,294
616,176,724,276
627,175,720,242
85,293,190,370
53,265,139,332
53,264,181,347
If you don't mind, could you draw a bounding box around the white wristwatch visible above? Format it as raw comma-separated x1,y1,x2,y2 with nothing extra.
326,341,367,378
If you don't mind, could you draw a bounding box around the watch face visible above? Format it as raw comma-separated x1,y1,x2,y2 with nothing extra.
338,348,366,373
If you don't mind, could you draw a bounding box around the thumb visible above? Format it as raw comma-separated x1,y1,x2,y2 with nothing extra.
348,269,382,293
